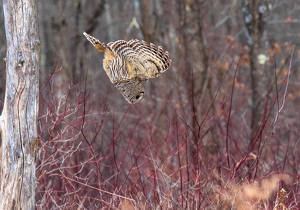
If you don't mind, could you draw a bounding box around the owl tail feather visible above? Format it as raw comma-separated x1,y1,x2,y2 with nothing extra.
83,32,106,53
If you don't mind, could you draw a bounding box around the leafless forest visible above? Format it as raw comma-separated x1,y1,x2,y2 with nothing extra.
0,0,299,209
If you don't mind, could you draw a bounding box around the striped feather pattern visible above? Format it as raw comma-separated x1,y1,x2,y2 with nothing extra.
107,39,171,79
108,55,131,84
84,32,171,104
83,32,106,53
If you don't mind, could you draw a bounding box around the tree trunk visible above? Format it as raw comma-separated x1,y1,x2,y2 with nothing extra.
177,0,209,166
0,0,40,209
241,0,268,144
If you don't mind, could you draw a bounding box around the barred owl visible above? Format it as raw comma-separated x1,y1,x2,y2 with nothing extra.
83,32,171,104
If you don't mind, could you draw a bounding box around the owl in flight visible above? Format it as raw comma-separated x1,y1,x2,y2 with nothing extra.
83,32,171,104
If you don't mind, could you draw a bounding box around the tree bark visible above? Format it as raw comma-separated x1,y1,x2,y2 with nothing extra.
0,0,40,209
177,0,209,166
241,0,268,143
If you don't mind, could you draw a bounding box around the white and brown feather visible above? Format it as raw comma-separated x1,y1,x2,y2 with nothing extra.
83,32,171,104
107,39,171,79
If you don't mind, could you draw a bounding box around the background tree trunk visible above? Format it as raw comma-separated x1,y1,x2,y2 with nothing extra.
0,0,40,209
241,0,269,144
177,0,209,166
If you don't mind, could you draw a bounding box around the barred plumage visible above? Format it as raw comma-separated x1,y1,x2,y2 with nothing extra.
83,32,172,104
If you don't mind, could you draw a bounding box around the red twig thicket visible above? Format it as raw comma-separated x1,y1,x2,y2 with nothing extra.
35,51,299,209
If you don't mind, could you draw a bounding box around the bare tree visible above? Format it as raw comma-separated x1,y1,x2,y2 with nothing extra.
241,0,269,142
177,0,209,166
0,0,40,209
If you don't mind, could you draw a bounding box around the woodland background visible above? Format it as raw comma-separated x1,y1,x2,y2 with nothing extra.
0,0,299,209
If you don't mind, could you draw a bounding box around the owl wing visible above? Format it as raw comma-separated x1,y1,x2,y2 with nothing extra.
106,40,171,79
